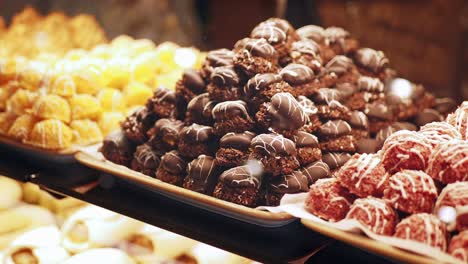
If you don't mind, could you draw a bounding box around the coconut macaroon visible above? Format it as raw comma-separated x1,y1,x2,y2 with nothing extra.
61,205,143,253
118,224,196,259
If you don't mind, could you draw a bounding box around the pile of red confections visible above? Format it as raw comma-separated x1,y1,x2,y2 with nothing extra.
305,101,468,262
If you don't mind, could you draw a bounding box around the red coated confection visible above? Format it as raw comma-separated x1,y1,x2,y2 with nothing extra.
448,230,468,262
434,182,468,232
336,153,388,198
418,122,461,148
345,197,398,236
305,178,355,222
383,170,438,214
394,213,448,251
381,130,432,174
426,140,468,184
447,102,468,140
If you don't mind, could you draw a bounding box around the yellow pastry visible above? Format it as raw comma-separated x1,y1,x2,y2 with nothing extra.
7,114,37,141
32,94,71,123
72,62,107,95
0,82,20,111
0,112,17,135
128,39,156,57
153,42,179,74
64,49,87,61
130,51,158,84
6,89,37,115
28,119,73,149
70,119,103,145
69,94,102,120
48,75,76,97
102,57,131,89
153,69,183,90
98,112,124,136
17,62,46,91
123,82,153,107
97,88,126,112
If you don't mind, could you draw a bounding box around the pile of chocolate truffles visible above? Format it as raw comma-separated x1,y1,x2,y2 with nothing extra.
101,18,457,208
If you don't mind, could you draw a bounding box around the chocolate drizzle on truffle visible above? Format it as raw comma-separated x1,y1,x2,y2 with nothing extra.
279,64,314,85
251,133,297,155
267,92,308,130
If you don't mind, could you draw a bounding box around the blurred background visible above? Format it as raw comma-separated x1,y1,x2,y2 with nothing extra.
1,0,467,100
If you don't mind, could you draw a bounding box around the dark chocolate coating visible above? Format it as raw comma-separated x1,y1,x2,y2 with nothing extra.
354,48,389,73
179,124,214,143
297,96,318,115
251,133,297,156
185,155,218,193
132,144,160,170
218,164,263,188
181,69,205,93
376,122,417,142
318,120,352,137
269,170,309,194
322,152,351,170
324,27,349,44
312,88,344,105
291,39,320,57
245,73,283,96
211,66,240,86
349,111,369,129
149,118,183,142
336,83,358,98
365,102,393,121
205,49,235,67
296,25,325,43
186,93,215,124
243,38,277,58
220,131,256,149
293,131,319,148
433,97,457,115
414,108,443,127
358,76,384,93
267,92,308,130
159,150,187,175
301,160,331,184
325,55,353,75
101,130,135,166
212,100,251,120
251,22,287,44
151,88,176,105
279,64,314,85
356,138,382,154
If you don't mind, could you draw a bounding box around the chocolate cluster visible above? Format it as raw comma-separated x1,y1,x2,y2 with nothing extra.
101,18,455,208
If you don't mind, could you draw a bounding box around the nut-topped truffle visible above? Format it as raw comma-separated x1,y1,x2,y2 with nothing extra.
279,63,321,97
266,170,309,206
146,88,178,118
147,118,184,151
212,100,254,136
250,18,298,59
354,48,389,79
201,48,235,80
175,69,206,105
178,124,215,158
185,93,215,125
292,131,322,166
234,38,278,77
131,144,161,177
183,155,219,195
244,73,293,109
215,131,256,167
156,150,188,186
317,120,356,153
206,66,242,101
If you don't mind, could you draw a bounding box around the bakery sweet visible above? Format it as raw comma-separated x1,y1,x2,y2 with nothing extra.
297,95,322,133
249,133,300,176
70,119,103,145
394,213,447,251
317,120,356,153
234,38,278,77
426,140,468,184
446,101,468,140
296,25,335,63
156,151,187,186
146,118,183,152
7,114,36,142
184,93,215,125
324,55,359,85
279,64,320,97
100,130,135,167
336,153,388,198
212,100,254,136
146,88,177,119
348,111,369,140
177,124,215,158
375,121,417,142
305,178,355,222
206,66,242,101
321,152,351,173
434,182,468,232
175,69,206,105
353,48,389,80
200,49,234,80
215,131,256,167
292,131,321,166
345,76,384,111
213,163,264,207
183,155,219,195
288,39,322,72
383,170,437,214
345,197,398,236
266,170,309,206
381,130,431,173
356,138,381,154
131,144,161,177
96,88,126,112
365,101,395,134
6,89,37,116
311,88,351,121
69,94,102,121
301,160,331,185
413,108,443,127
448,230,468,262
244,73,293,109
121,107,155,145
28,119,73,150
250,18,298,59
418,122,461,148
32,94,71,123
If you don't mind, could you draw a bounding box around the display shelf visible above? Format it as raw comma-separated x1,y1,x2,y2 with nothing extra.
0,150,398,263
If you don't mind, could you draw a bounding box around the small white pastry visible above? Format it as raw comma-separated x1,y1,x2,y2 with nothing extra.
190,243,251,264
61,205,143,253
62,248,135,264
3,245,70,264
119,224,196,259
10,226,61,248
0,177,22,210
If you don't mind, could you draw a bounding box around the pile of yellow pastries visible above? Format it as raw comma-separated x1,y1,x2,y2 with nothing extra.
0,9,204,150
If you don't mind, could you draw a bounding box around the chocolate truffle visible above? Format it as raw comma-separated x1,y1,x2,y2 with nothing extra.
448,230,468,262
365,101,395,134
356,138,382,154
346,76,384,111
184,93,215,125
178,124,215,158
288,39,322,72
234,38,278,77
312,88,351,121
348,111,369,140
206,66,242,101
156,150,187,186
324,55,359,85
384,170,438,214
297,95,322,133
131,144,161,176
201,48,235,80
175,69,206,105
147,118,184,151
250,18,298,58
256,92,308,135
183,155,219,195
317,120,356,153
336,153,388,198
249,133,300,176
213,163,264,207
296,25,336,63
146,88,177,118
426,140,468,184
413,108,443,127
394,213,447,251
121,107,155,144
215,131,256,167
305,178,355,222
101,130,136,167
301,160,331,184
381,130,432,173
323,26,359,55
266,170,309,206
212,100,254,136
354,48,389,80
244,73,293,109
322,152,352,172
345,197,398,236
292,131,322,165
433,97,457,116
434,182,468,232
279,64,323,97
